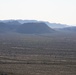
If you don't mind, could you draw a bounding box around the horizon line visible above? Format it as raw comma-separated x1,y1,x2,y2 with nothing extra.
0,19,73,26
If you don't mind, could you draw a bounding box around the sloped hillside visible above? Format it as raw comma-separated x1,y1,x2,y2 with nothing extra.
16,22,55,34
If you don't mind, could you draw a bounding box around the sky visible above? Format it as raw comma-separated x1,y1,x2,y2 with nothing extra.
0,0,76,26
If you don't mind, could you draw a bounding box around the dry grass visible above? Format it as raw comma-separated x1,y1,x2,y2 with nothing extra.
0,55,76,75
0,33,76,75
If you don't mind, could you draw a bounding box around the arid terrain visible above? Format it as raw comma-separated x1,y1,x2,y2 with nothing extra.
0,33,76,75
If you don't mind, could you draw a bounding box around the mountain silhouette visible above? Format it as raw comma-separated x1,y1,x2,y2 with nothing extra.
0,21,55,34
0,22,11,33
59,26,76,32
16,22,55,34
0,21,20,33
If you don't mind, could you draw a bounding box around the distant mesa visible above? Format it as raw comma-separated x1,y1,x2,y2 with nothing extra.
0,22,20,33
0,21,55,34
16,22,55,34
0,22,10,33
59,26,76,32
0,19,72,34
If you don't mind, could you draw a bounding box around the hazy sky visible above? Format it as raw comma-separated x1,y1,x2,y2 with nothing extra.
0,0,76,25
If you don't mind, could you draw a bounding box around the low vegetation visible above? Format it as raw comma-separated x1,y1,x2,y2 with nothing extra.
0,33,76,75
